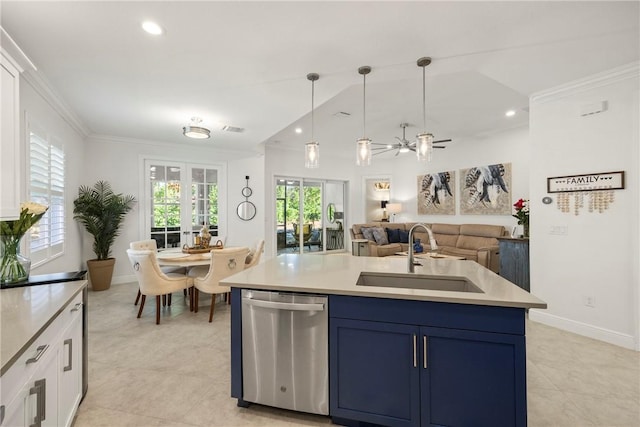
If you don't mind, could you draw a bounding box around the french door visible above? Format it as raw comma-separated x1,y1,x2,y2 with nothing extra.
275,177,346,255
144,160,225,249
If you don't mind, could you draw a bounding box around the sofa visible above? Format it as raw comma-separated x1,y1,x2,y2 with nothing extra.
350,222,507,273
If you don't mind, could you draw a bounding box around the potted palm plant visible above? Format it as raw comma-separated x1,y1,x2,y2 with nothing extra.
73,181,136,291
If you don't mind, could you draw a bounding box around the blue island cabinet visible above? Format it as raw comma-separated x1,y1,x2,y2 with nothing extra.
329,295,527,427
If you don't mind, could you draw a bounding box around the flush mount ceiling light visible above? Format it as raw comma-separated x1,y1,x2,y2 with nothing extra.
305,73,320,168
141,21,164,35
415,57,451,162
356,66,372,166
183,117,210,139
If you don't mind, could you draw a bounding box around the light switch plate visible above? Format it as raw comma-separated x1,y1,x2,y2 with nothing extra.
549,225,568,235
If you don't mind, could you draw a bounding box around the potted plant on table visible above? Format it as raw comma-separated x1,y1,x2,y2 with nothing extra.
73,181,136,291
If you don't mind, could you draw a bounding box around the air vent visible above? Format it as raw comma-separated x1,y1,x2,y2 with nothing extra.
221,125,244,133
332,111,351,118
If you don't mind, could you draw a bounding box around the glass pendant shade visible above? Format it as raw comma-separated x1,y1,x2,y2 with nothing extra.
356,138,372,166
416,132,434,162
305,141,319,168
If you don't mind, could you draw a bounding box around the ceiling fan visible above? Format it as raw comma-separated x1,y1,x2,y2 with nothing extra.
371,123,451,157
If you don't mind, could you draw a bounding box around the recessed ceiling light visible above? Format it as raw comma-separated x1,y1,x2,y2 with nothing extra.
295,127,302,134
505,110,516,117
142,21,164,35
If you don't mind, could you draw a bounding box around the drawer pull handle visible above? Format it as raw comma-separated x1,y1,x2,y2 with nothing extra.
64,339,73,372
412,334,417,368
28,378,45,427
1,404,5,426
70,302,83,312
26,345,49,365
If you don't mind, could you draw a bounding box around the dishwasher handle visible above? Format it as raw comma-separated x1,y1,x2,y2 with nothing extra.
243,297,325,312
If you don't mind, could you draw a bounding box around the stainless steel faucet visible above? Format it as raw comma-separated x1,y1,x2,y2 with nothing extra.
408,223,438,273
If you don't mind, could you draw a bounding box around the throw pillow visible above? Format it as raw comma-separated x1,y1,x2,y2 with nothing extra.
398,229,409,244
386,227,401,243
371,227,389,245
361,227,375,242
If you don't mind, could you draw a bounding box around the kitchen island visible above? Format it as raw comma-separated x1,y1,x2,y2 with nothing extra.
223,254,546,427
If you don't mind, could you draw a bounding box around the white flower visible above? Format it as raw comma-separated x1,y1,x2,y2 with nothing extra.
21,202,48,215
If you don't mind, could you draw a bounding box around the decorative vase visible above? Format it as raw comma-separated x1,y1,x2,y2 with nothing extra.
523,223,530,239
0,235,31,284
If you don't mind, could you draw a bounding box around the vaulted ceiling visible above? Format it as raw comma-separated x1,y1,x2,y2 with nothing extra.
2,1,638,159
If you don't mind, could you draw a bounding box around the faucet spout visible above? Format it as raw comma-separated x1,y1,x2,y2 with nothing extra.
407,223,438,273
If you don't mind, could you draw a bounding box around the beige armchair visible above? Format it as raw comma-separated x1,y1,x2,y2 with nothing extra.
244,239,265,269
188,247,249,322
126,249,193,324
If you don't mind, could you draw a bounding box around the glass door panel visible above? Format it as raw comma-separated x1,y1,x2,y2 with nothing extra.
302,181,322,253
276,179,300,255
190,167,219,241
149,163,183,249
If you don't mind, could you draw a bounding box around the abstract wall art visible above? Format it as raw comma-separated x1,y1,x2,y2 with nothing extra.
417,171,455,215
460,162,512,215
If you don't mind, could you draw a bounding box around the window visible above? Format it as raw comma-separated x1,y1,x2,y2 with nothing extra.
29,125,65,265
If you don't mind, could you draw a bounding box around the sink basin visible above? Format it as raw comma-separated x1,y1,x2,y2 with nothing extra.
356,272,483,293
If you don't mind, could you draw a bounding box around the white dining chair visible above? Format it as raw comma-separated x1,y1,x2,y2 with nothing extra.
126,249,193,324
130,239,187,305
244,239,265,269
188,247,249,322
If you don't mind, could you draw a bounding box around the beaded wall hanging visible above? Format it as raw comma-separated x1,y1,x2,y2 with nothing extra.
548,171,624,216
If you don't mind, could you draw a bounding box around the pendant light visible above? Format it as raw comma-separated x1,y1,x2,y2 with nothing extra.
305,73,320,168
416,57,434,162
356,66,372,166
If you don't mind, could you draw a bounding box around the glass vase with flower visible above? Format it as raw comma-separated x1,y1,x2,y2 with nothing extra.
0,202,48,284
512,198,530,238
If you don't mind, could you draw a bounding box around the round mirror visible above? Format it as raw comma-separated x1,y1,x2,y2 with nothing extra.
241,186,252,198
237,201,256,221
327,203,336,224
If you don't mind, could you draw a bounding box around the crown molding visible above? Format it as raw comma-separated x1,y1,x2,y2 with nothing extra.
21,70,91,138
531,61,640,105
1,27,36,72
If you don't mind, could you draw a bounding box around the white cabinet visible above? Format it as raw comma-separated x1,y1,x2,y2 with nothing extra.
0,51,22,220
57,300,83,427
0,292,83,427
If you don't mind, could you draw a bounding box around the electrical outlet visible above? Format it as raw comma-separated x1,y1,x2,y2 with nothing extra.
583,296,596,308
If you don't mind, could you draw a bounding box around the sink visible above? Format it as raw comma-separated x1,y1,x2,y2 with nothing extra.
356,272,483,293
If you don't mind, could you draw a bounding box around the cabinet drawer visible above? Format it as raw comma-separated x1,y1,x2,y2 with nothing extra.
0,291,82,407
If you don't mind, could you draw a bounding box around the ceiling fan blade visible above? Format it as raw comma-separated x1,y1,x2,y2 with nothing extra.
370,142,392,146
433,139,452,144
434,146,446,149
372,148,397,156
372,146,397,151
395,150,400,156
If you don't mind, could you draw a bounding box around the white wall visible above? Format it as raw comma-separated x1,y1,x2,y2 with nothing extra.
528,63,640,350
355,126,530,229
19,77,86,275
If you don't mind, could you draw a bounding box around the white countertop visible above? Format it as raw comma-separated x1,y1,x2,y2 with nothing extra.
1,280,87,375
222,254,546,309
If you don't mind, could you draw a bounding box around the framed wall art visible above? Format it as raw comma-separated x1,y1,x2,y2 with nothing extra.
417,171,455,215
460,162,512,215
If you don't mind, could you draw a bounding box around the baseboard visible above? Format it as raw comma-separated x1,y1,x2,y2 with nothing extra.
112,274,136,285
529,310,638,351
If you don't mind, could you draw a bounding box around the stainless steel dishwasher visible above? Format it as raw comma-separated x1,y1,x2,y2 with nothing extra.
241,289,329,415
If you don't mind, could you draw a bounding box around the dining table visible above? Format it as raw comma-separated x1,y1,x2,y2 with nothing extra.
156,249,213,268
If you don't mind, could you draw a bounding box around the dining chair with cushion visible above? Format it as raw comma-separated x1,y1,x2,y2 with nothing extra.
244,239,265,269
126,249,193,324
130,239,186,305
188,247,250,322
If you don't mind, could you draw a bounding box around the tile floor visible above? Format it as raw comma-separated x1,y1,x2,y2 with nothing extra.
74,283,639,427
